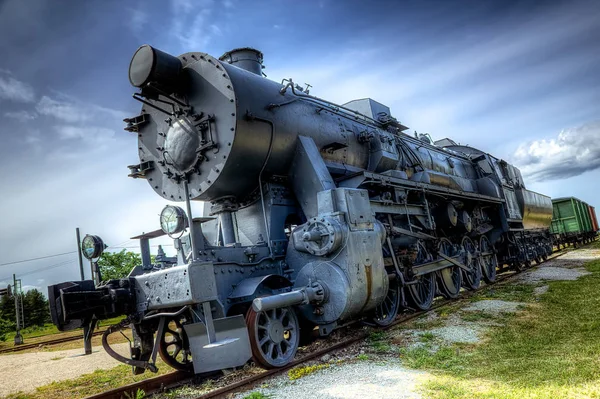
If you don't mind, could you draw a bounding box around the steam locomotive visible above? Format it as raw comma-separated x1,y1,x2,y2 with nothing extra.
48,45,553,374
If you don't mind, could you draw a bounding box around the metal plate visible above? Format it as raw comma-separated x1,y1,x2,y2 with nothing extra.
184,315,251,373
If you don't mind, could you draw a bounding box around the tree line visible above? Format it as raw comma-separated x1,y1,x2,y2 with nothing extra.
0,289,50,341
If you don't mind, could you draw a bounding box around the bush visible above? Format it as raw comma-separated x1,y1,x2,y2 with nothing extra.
0,317,15,342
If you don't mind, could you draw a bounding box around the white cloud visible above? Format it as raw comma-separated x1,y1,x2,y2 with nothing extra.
169,0,217,49
22,285,43,293
24,130,41,145
513,121,600,182
36,94,126,124
129,8,148,35
36,95,90,123
54,125,115,145
5,110,37,121
0,74,35,103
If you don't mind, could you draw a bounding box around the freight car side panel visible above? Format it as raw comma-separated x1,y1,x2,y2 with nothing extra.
580,201,593,232
589,205,599,232
551,197,592,235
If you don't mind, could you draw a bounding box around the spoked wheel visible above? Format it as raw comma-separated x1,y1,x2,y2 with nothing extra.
461,236,481,290
479,236,497,283
158,315,194,372
406,241,436,310
436,238,462,298
372,276,401,326
246,307,300,369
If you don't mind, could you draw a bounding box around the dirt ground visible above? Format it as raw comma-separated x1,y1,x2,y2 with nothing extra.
0,343,129,397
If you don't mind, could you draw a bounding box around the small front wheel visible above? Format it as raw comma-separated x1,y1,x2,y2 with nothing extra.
246,306,300,369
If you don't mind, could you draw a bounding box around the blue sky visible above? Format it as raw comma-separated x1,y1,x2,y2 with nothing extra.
0,0,599,292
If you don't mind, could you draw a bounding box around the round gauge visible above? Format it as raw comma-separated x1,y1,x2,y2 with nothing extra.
81,235,105,260
160,205,187,236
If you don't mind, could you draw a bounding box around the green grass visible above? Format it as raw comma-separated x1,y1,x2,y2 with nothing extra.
19,323,62,339
400,345,465,371
368,331,393,353
459,311,497,323
402,259,600,398
17,316,124,340
243,392,272,399
124,388,146,399
420,332,436,342
471,283,536,302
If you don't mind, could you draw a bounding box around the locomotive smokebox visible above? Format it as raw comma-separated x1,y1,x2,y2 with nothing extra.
219,47,263,75
129,44,182,90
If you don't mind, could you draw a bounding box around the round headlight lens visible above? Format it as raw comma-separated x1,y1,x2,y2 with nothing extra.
81,235,105,260
160,205,187,235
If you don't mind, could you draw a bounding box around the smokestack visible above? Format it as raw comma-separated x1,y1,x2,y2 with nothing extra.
219,47,264,76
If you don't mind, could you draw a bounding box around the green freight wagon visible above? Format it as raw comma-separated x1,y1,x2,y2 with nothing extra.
550,197,598,248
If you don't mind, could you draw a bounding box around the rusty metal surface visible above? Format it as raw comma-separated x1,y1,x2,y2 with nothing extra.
83,372,192,399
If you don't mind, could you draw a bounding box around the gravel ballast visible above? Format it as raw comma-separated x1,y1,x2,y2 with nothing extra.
426,325,481,344
519,266,591,282
462,300,524,313
234,360,428,399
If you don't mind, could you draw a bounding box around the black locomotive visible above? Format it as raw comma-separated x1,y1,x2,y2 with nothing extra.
48,45,553,374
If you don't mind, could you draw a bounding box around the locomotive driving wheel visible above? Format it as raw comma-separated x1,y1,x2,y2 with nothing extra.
372,276,401,326
479,235,497,283
406,241,436,310
157,314,194,373
246,306,300,369
436,238,462,298
461,236,481,290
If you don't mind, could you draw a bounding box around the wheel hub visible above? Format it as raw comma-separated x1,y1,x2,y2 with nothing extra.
268,320,285,343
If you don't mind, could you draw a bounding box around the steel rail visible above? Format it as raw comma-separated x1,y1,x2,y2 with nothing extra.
0,330,105,354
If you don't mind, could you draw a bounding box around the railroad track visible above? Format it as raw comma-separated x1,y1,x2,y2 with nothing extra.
84,245,579,399
0,330,105,354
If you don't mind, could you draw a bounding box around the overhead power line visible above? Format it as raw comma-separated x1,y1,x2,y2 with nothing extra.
0,258,78,282
0,251,78,268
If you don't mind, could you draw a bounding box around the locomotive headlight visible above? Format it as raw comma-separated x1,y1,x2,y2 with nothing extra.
160,205,187,236
81,235,105,260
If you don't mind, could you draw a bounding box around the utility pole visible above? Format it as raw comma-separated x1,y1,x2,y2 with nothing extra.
76,228,85,280
13,274,23,345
